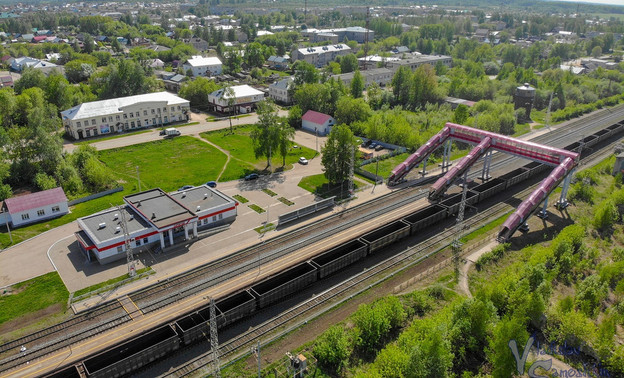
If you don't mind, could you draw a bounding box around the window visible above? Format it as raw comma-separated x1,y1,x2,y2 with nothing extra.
52,206,60,213
131,121,135,127
123,114,127,119
218,213,223,220
102,117,106,122
117,246,123,253
143,110,147,116
137,120,141,127
21,214,30,220
151,109,155,114
116,115,120,121
203,219,208,225
37,209,45,216
163,107,167,112
157,108,161,113
177,106,181,110
143,237,148,244
212,216,217,222
130,112,134,117
145,119,148,125
91,119,96,125
109,117,113,122
76,121,81,127
171,107,175,112
135,240,141,247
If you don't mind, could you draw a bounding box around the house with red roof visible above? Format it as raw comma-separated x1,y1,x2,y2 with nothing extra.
1,187,68,227
301,110,336,136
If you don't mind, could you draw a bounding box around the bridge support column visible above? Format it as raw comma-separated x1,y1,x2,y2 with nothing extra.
556,169,574,209
480,150,493,181
537,196,549,219
419,157,428,176
440,140,452,173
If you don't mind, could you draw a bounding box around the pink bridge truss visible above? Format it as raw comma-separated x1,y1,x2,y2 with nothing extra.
388,122,580,241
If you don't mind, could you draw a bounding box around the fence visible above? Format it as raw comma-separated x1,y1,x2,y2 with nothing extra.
360,146,407,166
277,197,336,226
68,187,124,206
355,167,384,184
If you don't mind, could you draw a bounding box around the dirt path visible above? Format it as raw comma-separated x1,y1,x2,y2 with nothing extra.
458,240,497,298
192,135,231,181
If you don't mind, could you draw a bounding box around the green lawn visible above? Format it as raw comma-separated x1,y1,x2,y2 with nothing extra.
361,153,409,178
513,122,531,137
201,124,317,180
298,174,366,199
98,136,227,192
0,272,69,325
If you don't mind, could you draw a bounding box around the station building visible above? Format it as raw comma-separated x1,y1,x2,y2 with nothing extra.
60,92,190,140
207,85,265,114
75,186,238,264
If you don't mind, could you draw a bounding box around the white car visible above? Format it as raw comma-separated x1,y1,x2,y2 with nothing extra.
298,157,308,165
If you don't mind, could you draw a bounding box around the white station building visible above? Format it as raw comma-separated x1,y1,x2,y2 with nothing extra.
207,84,265,114
75,186,238,264
61,92,190,140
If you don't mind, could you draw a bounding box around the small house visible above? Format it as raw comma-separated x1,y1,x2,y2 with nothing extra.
301,110,335,136
2,187,69,227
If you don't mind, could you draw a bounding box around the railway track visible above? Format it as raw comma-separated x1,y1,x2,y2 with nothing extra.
1,103,623,376
165,118,624,377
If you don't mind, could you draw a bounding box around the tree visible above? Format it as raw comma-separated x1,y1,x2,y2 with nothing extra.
409,64,440,109
321,124,358,186
350,70,364,98
335,96,371,126
315,326,353,373
82,33,94,54
90,59,158,99
277,119,295,166
178,77,219,108
287,105,302,128
223,49,242,74
407,328,454,378
592,45,603,58
292,60,319,87
65,60,96,83
250,100,281,168
391,66,411,107
14,68,46,95
339,53,358,74
224,86,236,133
452,104,469,124
487,316,529,378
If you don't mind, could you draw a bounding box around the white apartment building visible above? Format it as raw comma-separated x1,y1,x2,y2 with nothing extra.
207,85,265,113
331,68,393,88
182,55,223,77
60,92,190,140
268,77,293,104
291,44,351,68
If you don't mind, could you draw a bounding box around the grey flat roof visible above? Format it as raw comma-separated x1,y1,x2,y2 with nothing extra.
80,206,152,245
125,188,196,229
169,185,233,213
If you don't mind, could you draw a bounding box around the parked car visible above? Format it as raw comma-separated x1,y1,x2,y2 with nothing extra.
206,181,217,188
244,173,259,181
298,157,308,165
178,185,193,191
375,144,384,151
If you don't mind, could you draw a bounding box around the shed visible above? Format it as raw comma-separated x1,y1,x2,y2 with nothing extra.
3,187,68,227
301,110,335,136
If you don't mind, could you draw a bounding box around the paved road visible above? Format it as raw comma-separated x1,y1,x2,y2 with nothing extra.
62,110,288,153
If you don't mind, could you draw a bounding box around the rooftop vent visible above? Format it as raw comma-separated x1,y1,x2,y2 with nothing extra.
98,222,106,229
115,226,121,233
151,212,156,219
182,192,186,198
113,213,118,220
197,206,201,211
204,193,208,199
129,215,134,221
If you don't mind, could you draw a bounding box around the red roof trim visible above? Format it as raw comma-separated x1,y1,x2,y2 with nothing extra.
302,110,332,125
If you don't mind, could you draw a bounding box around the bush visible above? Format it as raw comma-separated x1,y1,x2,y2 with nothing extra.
575,274,608,317
34,172,58,191
569,182,596,203
475,243,510,270
353,296,406,354
593,200,619,232
314,325,352,372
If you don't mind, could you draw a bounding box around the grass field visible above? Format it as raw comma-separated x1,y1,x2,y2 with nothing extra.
99,136,227,192
298,174,366,199
0,272,69,325
201,125,317,179
361,153,409,178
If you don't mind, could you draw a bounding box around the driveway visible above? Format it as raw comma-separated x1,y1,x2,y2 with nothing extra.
63,109,288,153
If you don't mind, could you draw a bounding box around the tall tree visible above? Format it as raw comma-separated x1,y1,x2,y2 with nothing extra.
391,66,411,107
250,100,280,168
339,53,358,74
178,77,219,108
321,124,358,186
224,86,236,133
350,70,364,98
277,119,295,166
90,59,158,99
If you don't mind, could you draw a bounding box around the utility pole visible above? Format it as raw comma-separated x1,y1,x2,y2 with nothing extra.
373,158,379,192
452,170,469,280
136,166,141,192
209,298,221,378
119,205,136,277
348,144,355,196
251,341,261,378
364,6,370,70
304,0,307,25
